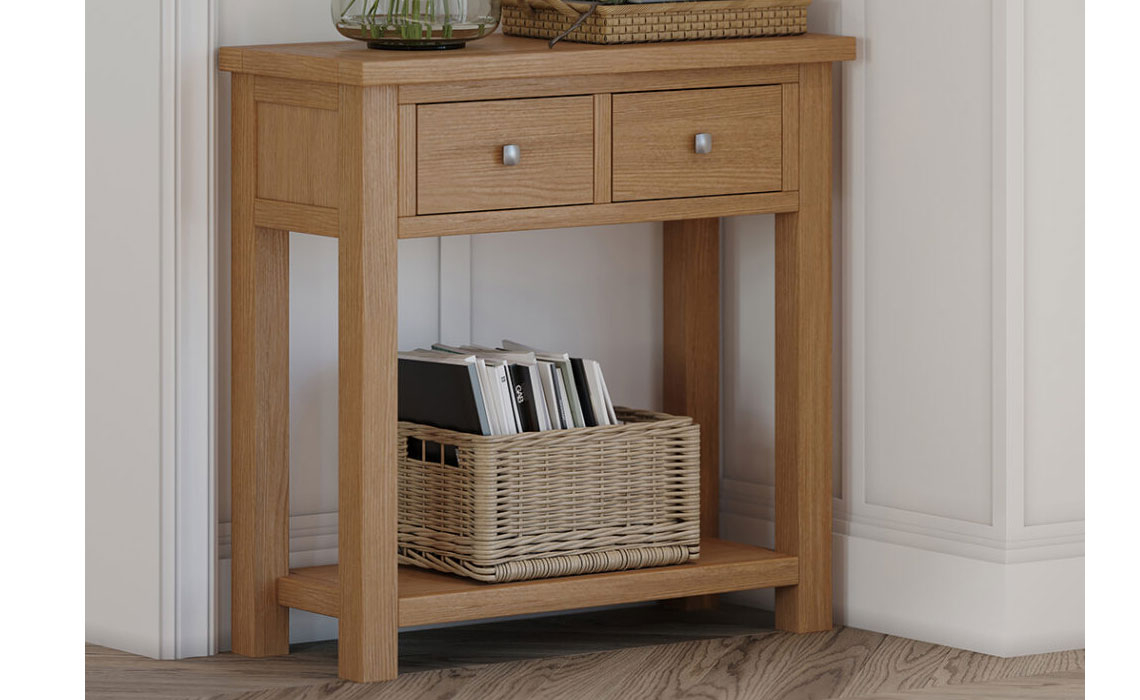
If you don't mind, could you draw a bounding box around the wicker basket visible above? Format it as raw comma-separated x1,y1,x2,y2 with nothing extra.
398,407,700,583
502,0,810,46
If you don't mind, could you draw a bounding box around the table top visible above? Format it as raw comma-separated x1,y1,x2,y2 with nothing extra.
219,33,856,86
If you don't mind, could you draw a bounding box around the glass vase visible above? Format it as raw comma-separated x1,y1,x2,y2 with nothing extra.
332,0,501,50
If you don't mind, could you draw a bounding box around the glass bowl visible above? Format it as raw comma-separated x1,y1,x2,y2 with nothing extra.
332,0,501,50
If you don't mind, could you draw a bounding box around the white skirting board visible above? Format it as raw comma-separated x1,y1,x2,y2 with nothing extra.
834,533,1083,658
723,518,1083,659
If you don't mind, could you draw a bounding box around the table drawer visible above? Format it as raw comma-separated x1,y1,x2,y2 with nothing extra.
612,86,783,202
416,96,595,215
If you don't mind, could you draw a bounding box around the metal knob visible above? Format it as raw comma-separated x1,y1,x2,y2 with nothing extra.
694,132,712,155
502,144,520,166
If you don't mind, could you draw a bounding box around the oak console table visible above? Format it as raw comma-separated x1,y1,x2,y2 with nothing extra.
220,32,855,682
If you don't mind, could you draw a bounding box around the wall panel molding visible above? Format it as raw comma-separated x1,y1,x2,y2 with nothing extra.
721,478,1081,564
166,0,218,660
992,0,1026,544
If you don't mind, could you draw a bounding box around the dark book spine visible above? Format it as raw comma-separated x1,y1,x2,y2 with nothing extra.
508,364,541,432
570,358,597,427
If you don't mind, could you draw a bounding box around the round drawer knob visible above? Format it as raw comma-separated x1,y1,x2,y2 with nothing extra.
503,144,521,166
694,132,712,155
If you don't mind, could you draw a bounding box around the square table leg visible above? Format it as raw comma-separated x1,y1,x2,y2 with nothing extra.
774,62,834,633
336,84,401,683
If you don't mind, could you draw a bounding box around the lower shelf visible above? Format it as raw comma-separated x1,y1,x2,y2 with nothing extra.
277,538,798,627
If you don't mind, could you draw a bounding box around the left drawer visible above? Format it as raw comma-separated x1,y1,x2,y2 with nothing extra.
416,96,595,215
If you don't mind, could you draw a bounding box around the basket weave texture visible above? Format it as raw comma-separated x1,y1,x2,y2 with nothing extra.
502,0,809,45
398,407,701,582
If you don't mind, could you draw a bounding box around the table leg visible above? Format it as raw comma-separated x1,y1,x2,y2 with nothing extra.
231,72,291,657
774,61,834,633
336,84,400,683
663,217,720,610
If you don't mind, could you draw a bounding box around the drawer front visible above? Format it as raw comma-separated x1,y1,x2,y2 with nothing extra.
612,86,783,202
417,96,595,215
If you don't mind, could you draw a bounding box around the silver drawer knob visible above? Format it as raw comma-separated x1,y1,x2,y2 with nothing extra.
694,132,712,155
502,144,520,166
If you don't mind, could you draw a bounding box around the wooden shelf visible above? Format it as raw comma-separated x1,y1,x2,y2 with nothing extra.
277,538,797,627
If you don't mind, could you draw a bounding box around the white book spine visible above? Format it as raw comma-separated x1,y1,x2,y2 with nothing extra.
538,362,563,429
498,364,521,433
585,360,611,426
476,360,503,436
553,368,573,430
595,364,619,425
529,364,552,431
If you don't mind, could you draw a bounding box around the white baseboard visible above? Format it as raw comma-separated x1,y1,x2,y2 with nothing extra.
837,533,1083,657
721,511,1083,657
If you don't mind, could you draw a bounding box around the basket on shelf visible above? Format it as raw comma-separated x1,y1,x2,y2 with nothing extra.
398,407,701,583
502,0,810,46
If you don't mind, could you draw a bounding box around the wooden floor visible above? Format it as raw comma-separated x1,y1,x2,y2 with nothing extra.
86,605,1084,700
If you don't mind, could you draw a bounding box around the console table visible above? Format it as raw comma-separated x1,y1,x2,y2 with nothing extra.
220,32,855,683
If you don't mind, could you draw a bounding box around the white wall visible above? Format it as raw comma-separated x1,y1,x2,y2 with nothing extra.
86,0,165,659
722,0,1084,657
87,0,216,659
207,0,1084,657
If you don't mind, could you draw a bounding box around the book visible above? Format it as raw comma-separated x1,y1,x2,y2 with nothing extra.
402,342,620,433
552,366,574,430
489,358,521,434
474,357,506,435
569,357,598,427
432,344,517,433
537,361,565,429
397,352,491,435
582,359,613,426
594,361,619,425
501,340,587,428
454,346,552,433
505,362,542,432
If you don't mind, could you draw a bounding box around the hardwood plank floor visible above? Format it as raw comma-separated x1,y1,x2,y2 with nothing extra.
841,672,1084,700
86,605,1083,700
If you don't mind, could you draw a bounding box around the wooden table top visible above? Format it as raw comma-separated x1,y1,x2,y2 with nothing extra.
219,32,856,85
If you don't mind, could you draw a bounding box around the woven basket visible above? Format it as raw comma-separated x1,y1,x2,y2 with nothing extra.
502,0,810,46
398,407,701,583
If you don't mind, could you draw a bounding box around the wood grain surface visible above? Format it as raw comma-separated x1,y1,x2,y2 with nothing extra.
229,73,291,658
335,84,401,682
415,96,595,215
663,219,721,542
594,93,613,204
254,75,338,111
256,102,338,208
253,199,339,238
276,538,797,624
613,85,783,201
773,61,834,635
397,64,799,105
397,191,799,238
86,605,1083,700
217,33,856,86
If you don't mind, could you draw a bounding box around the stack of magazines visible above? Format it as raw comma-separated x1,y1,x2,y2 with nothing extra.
398,340,618,436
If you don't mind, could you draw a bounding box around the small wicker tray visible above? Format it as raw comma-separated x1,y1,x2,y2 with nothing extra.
502,0,810,46
398,407,701,583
